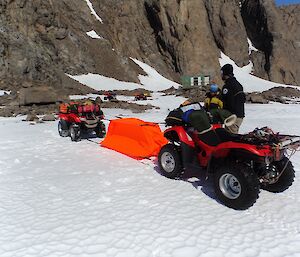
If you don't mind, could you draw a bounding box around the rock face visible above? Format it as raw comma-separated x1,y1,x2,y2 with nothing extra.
0,0,143,92
204,0,250,67
0,0,299,105
19,85,62,106
241,0,300,85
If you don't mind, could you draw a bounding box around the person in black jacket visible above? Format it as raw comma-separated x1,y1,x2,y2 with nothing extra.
220,64,246,133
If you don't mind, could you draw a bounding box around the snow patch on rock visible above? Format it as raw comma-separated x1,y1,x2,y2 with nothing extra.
219,52,297,92
86,30,103,39
84,0,103,23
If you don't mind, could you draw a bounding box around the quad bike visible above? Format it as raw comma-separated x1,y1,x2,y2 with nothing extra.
134,93,147,101
158,124,300,210
58,103,106,141
104,91,118,102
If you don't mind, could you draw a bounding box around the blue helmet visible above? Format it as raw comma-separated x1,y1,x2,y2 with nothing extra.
210,84,219,93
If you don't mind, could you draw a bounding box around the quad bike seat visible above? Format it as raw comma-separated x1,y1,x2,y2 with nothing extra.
196,128,243,146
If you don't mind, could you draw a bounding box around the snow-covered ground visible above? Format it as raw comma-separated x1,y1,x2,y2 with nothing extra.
0,101,300,257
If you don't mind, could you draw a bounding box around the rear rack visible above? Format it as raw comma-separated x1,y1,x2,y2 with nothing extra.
276,136,300,150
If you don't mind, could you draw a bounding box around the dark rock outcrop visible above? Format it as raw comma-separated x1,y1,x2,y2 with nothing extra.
0,0,299,117
241,0,300,85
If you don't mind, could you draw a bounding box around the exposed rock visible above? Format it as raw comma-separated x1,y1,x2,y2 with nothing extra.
262,86,300,102
0,107,14,117
175,86,207,103
101,88,152,97
42,114,56,121
19,85,62,106
94,96,103,105
143,0,221,82
241,0,300,85
160,86,177,95
26,114,39,122
204,0,249,67
248,93,269,104
101,100,154,113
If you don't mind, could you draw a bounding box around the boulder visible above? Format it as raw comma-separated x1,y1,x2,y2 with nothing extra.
248,93,269,104
26,114,39,121
42,114,56,121
19,86,61,106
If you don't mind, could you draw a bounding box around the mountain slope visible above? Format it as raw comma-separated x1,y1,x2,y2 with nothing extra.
0,0,299,96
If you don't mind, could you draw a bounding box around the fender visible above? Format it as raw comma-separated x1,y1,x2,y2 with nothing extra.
164,126,195,147
164,126,200,170
59,113,81,123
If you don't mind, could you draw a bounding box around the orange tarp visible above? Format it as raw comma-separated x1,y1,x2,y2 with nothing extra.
101,118,168,159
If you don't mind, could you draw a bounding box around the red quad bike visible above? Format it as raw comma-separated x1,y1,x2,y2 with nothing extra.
58,104,106,141
104,91,118,102
158,125,300,210
134,93,147,101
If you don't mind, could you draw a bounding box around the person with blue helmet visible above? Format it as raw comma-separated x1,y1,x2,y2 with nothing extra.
204,83,223,111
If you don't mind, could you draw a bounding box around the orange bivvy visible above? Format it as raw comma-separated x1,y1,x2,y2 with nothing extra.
101,118,168,159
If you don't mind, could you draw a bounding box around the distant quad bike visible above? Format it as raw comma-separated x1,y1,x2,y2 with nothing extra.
104,91,118,102
134,93,147,101
58,102,106,141
158,124,300,210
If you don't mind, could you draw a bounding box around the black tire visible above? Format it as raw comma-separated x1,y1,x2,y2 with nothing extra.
213,162,260,210
158,144,183,179
58,120,69,137
95,122,106,138
69,124,81,141
262,157,295,193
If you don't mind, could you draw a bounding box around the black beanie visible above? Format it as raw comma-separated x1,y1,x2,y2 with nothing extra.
221,64,234,76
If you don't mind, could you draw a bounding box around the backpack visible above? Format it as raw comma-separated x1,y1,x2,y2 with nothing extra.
69,102,79,113
59,103,70,113
165,108,184,126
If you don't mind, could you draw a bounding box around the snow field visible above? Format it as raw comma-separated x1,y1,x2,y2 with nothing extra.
1,48,300,257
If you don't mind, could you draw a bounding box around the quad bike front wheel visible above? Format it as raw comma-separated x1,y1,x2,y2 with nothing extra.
69,123,81,141
158,144,183,179
58,120,69,137
262,157,295,193
213,162,260,210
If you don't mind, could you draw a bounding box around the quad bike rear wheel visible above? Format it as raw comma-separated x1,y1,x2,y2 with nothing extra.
58,120,69,137
158,144,183,179
95,122,106,138
262,157,295,193
213,162,260,210
70,123,81,141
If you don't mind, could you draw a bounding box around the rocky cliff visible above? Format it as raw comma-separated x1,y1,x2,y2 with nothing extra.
0,0,299,99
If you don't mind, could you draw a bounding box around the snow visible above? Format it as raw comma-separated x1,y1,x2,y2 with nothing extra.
247,38,258,55
86,30,103,39
67,59,180,92
219,52,298,93
131,58,180,90
84,0,103,23
0,99,300,256
67,73,141,91
70,92,186,112
0,90,10,96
